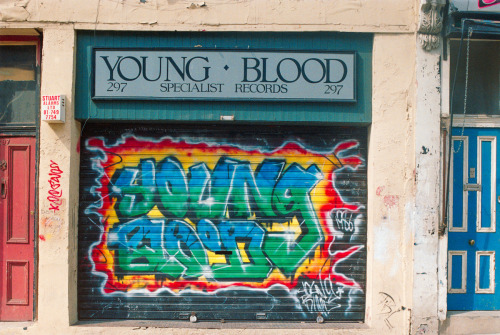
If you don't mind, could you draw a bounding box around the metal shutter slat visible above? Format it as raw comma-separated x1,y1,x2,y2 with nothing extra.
78,124,367,322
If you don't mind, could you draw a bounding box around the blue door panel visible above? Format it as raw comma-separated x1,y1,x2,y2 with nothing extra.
479,254,491,290
481,140,492,229
448,127,500,311
452,139,465,230
451,254,464,290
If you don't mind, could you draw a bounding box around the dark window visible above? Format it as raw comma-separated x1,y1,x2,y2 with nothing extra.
450,40,500,115
0,45,37,126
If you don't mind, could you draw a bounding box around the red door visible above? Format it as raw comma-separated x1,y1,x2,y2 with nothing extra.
0,137,35,321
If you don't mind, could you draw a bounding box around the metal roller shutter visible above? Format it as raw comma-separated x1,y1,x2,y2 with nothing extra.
78,124,367,322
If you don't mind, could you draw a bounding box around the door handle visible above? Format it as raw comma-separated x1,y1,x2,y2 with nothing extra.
469,239,475,246
1,178,6,199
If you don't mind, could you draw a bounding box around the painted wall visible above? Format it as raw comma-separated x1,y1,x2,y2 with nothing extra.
0,0,417,32
0,1,430,334
368,33,417,334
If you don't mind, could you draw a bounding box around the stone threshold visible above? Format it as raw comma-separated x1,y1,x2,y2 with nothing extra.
440,311,500,335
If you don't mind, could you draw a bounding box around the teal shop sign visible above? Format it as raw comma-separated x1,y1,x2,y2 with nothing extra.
76,31,372,123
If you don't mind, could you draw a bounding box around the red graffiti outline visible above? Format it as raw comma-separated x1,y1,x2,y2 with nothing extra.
88,136,365,293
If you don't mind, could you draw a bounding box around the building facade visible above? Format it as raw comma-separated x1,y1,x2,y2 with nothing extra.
0,0,496,334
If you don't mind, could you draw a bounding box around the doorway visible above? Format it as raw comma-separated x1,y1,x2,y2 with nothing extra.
447,39,500,311
0,35,40,321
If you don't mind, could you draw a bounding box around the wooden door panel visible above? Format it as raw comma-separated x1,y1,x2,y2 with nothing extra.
6,145,31,244
0,137,35,321
6,261,29,305
448,128,500,311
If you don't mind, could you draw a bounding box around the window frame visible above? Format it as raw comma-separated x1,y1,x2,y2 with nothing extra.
0,36,41,136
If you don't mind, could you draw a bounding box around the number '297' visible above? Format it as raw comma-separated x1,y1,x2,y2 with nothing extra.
107,82,127,92
324,85,343,95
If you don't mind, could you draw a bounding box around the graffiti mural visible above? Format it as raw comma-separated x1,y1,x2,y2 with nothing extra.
78,126,367,321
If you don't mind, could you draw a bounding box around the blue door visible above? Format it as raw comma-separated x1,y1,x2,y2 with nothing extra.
448,127,500,310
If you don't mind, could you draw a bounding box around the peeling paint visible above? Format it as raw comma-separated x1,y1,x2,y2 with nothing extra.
187,2,207,9
0,0,30,21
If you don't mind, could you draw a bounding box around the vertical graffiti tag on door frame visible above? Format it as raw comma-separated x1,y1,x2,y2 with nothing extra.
47,160,63,212
82,131,366,319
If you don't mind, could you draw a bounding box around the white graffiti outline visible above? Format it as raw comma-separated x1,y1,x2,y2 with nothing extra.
330,245,364,290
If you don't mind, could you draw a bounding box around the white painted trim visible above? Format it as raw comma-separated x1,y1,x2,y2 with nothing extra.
477,136,496,233
438,42,451,322
441,42,450,119
448,250,467,294
453,115,500,128
475,251,495,294
450,136,468,232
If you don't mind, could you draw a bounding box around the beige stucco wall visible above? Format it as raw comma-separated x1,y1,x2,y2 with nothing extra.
0,1,423,334
36,27,80,330
367,33,416,334
1,0,417,32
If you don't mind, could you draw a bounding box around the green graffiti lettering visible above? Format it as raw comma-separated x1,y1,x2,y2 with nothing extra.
265,163,324,275
108,218,184,279
212,220,272,280
156,157,189,218
164,220,209,279
188,163,213,218
112,159,157,218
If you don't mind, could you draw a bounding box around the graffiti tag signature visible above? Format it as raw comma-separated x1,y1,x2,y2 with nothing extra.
47,160,63,212
378,292,401,329
297,277,343,316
